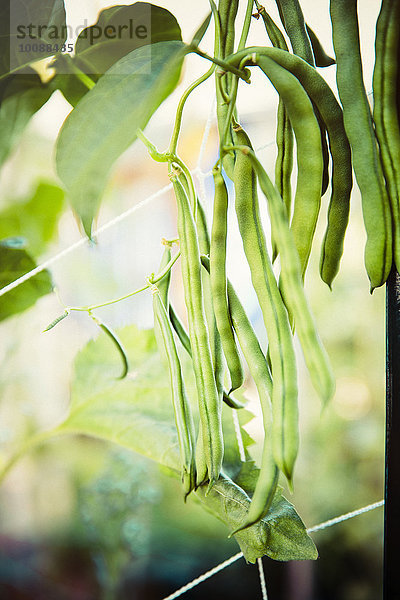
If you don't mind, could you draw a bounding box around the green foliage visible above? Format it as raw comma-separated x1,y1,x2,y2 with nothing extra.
51,2,182,106
0,239,53,321
53,324,317,562
0,182,64,255
0,73,53,167
73,2,182,76
196,478,317,562
56,40,187,237
0,0,66,78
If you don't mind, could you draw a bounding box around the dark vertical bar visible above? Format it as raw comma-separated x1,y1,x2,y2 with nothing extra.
384,268,400,599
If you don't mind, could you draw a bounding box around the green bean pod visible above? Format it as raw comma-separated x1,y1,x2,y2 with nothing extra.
257,9,294,256
196,195,226,405
233,125,298,482
275,0,315,65
330,0,392,290
245,149,335,405
373,0,400,273
168,304,245,410
201,254,279,530
171,173,223,488
211,166,244,392
153,244,172,361
255,47,352,287
153,289,196,498
256,55,323,278
275,100,293,225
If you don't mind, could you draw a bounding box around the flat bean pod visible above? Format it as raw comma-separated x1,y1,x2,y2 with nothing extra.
211,167,244,392
233,125,298,482
373,0,400,272
330,0,392,290
153,289,196,498
171,172,223,487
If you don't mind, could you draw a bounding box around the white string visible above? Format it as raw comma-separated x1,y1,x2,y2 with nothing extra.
160,498,384,600
257,558,268,600
161,552,244,600
0,182,173,299
0,131,272,302
306,499,384,534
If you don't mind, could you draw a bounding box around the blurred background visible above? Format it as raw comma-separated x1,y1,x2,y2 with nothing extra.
0,1,385,598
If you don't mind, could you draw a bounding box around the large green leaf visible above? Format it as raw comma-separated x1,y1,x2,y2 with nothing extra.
54,324,317,562
50,3,182,106
73,2,181,75
0,72,53,167
0,0,67,78
56,40,187,237
0,239,53,321
0,182,64,255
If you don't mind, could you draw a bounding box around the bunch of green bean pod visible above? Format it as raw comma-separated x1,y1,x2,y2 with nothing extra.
255,55,324,278
233,124,298,482
244,148,335,404
152,288,197,498
330,0,393,291
257,47,353,288
373,0,400,274
201,255,278,534
171,171,224,489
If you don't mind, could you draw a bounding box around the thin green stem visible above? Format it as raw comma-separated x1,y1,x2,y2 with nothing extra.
67,251,181,313
237,0,255,51
169,156,197,214
189,45,251,82
137,129,169,162
168,66,215,154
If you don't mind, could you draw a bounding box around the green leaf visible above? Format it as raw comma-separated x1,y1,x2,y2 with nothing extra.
56,40,187,237
54,324,317,562
196,476,318,563
0,239,53,321
50,2,182,106
73,2,182,75
0,73,53,167
0,0,67,78
190,12,212,47
0,182,64,254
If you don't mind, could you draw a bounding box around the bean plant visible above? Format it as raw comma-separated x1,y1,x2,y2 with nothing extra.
0,0,397,571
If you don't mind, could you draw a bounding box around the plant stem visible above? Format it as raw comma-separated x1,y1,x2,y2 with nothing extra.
237,0,255,51
169,66,215,155
67,251,181,313
189,45,250,82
